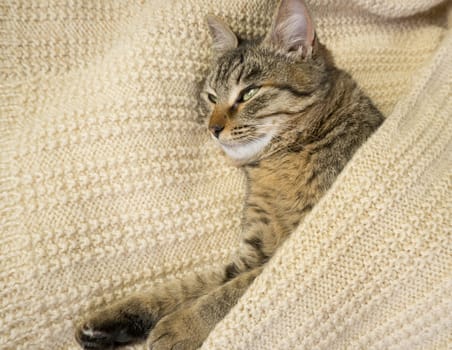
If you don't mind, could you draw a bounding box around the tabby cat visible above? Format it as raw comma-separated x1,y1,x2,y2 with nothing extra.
76,0,383,348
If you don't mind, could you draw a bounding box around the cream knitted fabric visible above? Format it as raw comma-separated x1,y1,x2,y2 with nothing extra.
1,1,450,349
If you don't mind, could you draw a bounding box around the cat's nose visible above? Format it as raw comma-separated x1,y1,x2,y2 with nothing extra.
209,124,224,138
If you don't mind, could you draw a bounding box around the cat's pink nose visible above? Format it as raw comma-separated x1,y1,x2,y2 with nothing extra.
210,124,224,138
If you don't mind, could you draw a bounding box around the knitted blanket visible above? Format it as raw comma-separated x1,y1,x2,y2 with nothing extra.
1,1,451,349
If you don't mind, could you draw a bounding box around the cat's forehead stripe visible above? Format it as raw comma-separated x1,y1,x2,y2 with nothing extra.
235,65,245,84
215,54,243,87
217,57,233,83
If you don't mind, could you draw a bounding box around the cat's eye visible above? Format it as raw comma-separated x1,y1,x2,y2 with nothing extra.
239,87,260,103
207,93,217,104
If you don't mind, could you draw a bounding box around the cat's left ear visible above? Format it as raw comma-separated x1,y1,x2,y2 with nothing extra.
206,15,238,55
265,0,316,58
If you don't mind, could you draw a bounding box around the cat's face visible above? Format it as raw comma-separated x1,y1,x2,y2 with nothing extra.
201,48,281,165
202,47,319,164
202,0,328,165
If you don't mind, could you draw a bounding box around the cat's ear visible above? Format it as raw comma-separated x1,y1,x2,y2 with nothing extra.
206,15,238,55
266,0,316,58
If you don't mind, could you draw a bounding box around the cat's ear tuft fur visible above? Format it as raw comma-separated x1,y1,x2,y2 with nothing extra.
206,15,239,55
266,0,316,58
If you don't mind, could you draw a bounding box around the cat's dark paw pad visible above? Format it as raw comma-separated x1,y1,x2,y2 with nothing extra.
75,322,116,349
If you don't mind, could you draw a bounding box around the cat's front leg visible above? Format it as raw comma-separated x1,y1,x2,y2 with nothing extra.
75,269,226,349
147,268,260,350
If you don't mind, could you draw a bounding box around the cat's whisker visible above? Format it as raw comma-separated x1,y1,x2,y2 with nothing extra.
255,109,304,119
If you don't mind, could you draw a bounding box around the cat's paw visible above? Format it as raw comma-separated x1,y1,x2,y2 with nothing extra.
75,299,155,349
147,309,206,350
75,321,117,350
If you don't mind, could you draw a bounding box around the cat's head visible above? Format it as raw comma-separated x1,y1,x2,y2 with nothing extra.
201,0,333,166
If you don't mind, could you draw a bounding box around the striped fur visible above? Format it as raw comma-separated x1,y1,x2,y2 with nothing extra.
76,0,383,349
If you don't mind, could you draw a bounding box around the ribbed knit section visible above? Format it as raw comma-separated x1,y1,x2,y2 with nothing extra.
1,1,450,349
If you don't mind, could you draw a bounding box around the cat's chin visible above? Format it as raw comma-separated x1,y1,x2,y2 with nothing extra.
218,133,274,166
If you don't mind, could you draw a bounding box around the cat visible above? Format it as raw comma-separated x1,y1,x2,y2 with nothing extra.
75,0,383,349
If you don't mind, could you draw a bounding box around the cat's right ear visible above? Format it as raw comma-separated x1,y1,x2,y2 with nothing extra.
206,15,238,55
265,0,316,58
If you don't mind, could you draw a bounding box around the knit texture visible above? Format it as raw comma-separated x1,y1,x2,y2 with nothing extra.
1,1,450,349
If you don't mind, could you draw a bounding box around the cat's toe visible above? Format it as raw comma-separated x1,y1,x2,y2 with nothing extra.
147,327,195,350
147,312,203,350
